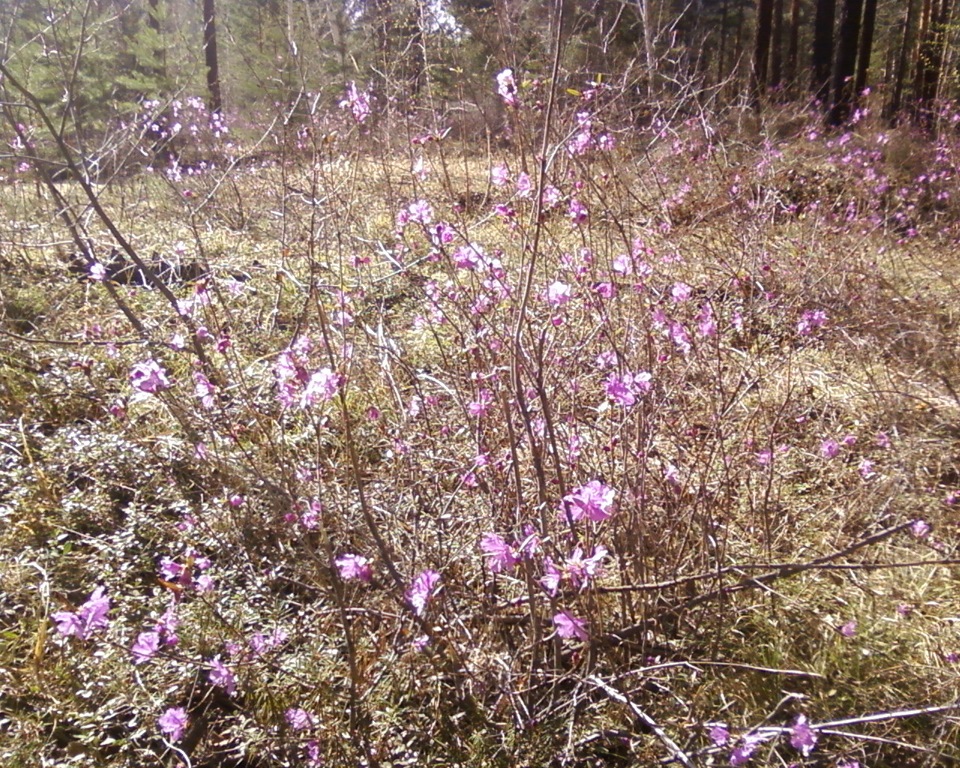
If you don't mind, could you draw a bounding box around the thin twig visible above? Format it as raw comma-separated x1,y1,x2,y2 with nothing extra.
586,675,694,768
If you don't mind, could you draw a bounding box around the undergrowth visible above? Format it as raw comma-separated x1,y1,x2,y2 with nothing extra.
1,83,959,767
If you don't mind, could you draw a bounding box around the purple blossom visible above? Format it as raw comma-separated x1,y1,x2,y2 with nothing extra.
671,282,693,302
797,309,828,336
406,199,434,225
545,281,572,307
193,371,216,409
789,714,818,757
335,553,372,583
158,707,189,742
339,82,371,123
285,707,316,731
52,586,110,640
698,303,717,337
553,610,589,641
155,602,180,646
301,367,341,407
491,164,510,186
131,630,161,664
208,656,237,695
911,519,931,538
820,439,840,459
496,68,519,107
562,480,616,522
840,620,857,638
406,569,441,616
130,359,172,394
729,732,767,765
604,371,652,407
89,261,107,281
480,533,518,574
249,628,289,656
515,172,533,198
568,198,588,224
709,725,730,746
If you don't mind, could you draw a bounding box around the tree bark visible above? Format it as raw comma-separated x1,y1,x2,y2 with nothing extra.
854,0,878,100
914,0,951,125
771,0,785,91
811,0,836,102
202,0,223,114
786,0,801,91
828,0,864,125
753,0,775,107
887,0,918,120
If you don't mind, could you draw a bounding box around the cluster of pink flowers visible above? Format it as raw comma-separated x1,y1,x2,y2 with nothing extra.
273,336,343,409
339,82,371,123
52,586,111,640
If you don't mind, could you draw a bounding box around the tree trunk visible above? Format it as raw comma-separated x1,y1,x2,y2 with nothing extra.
770,0,785,91
887,0,918,120
914,0,951,125
202,0,223,114
828,0,864,125
854,0,878,100
753,0,774,107
811,0,836,102
786,0,801,91
717,0,729,87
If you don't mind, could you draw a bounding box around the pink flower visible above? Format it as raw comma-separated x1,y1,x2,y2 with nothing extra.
709,725,729,746
820,439,840,459
89,261,107,281
515,172,532,198
406,199,434,225
604,371,652,407
729,732,767,765
193,371,216,409
553,610,589,641
335,553,372,583
545,281,572,307
480,533,518,574
911,519,931,538
568,198,588,224
339,82,371,123
671,282,692,302
52,586,110,640
491,164,510,186
562,480,616,522
158,707,189,742
301,367,341,407
840,620,857,638
789,714,818,756
406,569,441,616
467,388,494,417
130,359,172,394
797,309,828,336
285,708,316,731
496,68,519,107
131,631,160,664
208,656,237,695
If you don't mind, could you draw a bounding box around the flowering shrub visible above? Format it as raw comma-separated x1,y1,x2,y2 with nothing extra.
1,72,959,768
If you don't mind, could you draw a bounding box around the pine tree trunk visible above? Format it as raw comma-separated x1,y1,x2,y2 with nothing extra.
202,0,223,114
812,0,837,102
915,0,951,125
828,0,865,125
753,0,775,107
771,0,785,91
887,0,918,120
854,0,878,100
786,0,801,91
